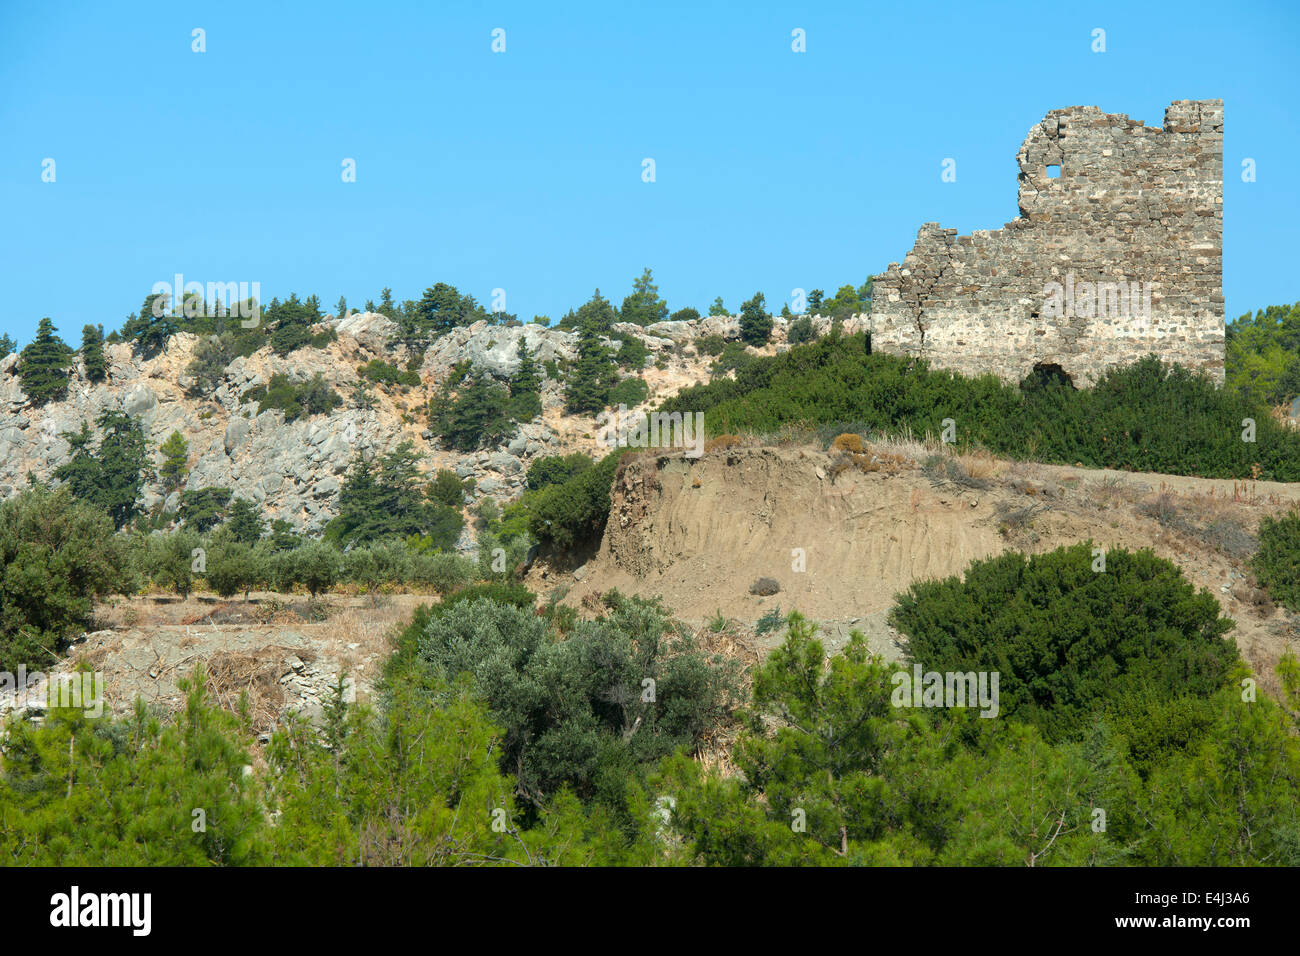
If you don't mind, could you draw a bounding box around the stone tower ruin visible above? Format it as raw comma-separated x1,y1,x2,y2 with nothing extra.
870,99,1224,386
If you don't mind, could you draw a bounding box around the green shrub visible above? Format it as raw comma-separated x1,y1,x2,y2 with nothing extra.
0,486,133,671
696,334,726,356
787,315,816,345
526,453,593,491
608,376,649,408
242,372,342,422
525,450,622,548
1251,510,1300,610
358,359,421,387
889,542,1238,743
660,335,1300,481
414,596,740,810
428,468,467,507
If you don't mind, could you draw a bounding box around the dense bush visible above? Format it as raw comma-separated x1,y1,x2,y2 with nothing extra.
1224,302,1300,406
660,334,1300,480
414,595,740,811
0,485,133,671
526,452,593,491
242,372,342,422
889,542,1238,743
428,371,513,452
786,315,816,345
525,449,622,548
608,375,649,408
358,359,420,387
1251,510,1300,611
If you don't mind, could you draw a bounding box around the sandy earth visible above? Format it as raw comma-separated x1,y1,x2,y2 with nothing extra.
544,442,1300,696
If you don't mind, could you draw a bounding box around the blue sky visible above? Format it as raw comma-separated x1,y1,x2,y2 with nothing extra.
1,0,1296,346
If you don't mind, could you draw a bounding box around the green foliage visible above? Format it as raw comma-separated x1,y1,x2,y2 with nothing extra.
54,410,150,529
710,341,754,377
80,324,106,383
241,372,342,422
707,297,728,317
1251,510,1300,610
889,542,1238,743
786,315,816,346
409,282,490,338
507,339,543,422
414,595,740,812
526,452,593,491
429,468,467,507
608,376,649,408
128,294,178,355
326,442,463,550
1224,302,1300,406
660,335,1300,480
264,293,325,356
565,296,617,414
0,485,131,672
524,450,621,549
738,291,772,346
206,541,257,599
695,334,726,356
179,486,232,532
619,268,669,326
557,288,619,334
225,497,265,545
429,370,513,452
670,307,700,323
142,528,201,597
293,540,341,597
357,359,420,387
184,335,235,395
159,430,189,491
615,333,649,370
0,333,15,360
817,279,873,320
0,670,268,864
17,318,73,406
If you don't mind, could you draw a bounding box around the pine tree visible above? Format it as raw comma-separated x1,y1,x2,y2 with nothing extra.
620,267,669,326
566,310,614,414
508,338,543,421
708,297,728,317
0,333,16,359
335,295,348,320
53,411,149,529
133,293,177,354
441,372,512,451
159,430,189,491
80,324,107,383
739,292,773,346
18,318,73,406
225,497,266,544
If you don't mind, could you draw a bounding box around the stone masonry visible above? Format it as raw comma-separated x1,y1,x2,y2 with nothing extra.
871,99,1224,385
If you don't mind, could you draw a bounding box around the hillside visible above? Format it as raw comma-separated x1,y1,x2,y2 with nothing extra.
554,439,1300,696
0,312,856,540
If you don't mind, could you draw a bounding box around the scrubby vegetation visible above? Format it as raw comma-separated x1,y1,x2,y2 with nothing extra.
662,332,1300,480
1251,509,1300,611
3,542,1296,866
241,372,342,422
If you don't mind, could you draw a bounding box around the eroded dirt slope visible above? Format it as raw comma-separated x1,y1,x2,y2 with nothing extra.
548,442,1300,693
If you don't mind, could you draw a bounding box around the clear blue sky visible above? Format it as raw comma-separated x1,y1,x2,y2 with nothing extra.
1,0,1296,346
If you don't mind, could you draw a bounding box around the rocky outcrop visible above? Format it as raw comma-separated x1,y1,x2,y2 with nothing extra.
0,311,780,532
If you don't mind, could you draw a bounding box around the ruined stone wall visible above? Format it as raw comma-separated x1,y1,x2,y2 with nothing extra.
871,99,1224,385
